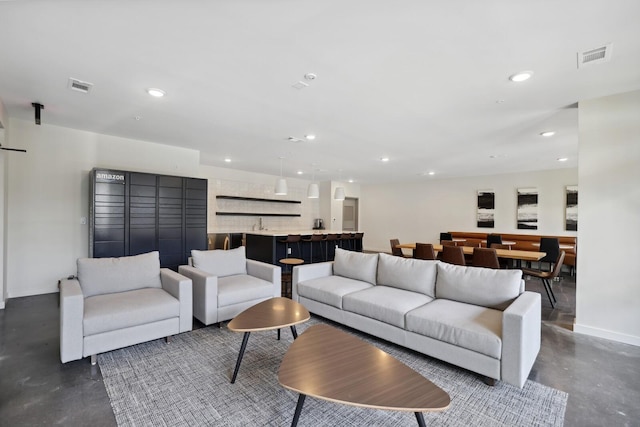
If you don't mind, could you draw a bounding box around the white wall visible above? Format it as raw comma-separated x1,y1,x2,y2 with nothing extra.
199,165,321,233
360,168,578,253
5,118,200,298
0,130,5,309
575,90,640,346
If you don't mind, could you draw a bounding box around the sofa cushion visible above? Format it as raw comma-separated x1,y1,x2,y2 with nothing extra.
435,262,523,310
343,286,433,329
83,287,179,336
406,299,502,359
78,251,162,298
333,248,378,285
192,247,247,278
377,253,438,297
217,274,275,307
298,276,373,309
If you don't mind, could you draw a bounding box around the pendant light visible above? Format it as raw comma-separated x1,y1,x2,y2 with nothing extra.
307,167,319,199
275,157,288,195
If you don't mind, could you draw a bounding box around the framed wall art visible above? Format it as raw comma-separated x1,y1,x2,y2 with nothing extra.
565,185,578,231
477,190,495,228
517,187,538,230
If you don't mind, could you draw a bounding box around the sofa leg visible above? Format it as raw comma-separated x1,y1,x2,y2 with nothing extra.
165,336,172,343
483,376,496,386
90,354,97,366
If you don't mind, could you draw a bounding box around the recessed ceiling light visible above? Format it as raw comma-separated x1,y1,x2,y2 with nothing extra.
557,157,568,162
380,157,389,162
509,71,533,82
305,134,316,140
224,158,231,163
297,170,303,175
348,179,354,183
146,88,165,97
428,171,435,176
540,131,556,137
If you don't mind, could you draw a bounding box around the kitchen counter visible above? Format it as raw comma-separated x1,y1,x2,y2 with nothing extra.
245,230,364,266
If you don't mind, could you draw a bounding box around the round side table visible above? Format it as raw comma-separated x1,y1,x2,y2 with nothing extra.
279,258,304,299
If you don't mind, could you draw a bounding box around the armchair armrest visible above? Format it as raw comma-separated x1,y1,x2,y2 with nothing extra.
291,261,334,301
246,259,282,298
178,265,218,326
60,278,84,363
501,291,541,388
161,268,193,333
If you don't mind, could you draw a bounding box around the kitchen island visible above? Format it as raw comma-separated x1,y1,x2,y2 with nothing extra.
245,230,363,266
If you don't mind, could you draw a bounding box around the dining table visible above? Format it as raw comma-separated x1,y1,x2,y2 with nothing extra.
395,243,546,262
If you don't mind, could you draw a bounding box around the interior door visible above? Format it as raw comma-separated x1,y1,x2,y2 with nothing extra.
342,197,358,231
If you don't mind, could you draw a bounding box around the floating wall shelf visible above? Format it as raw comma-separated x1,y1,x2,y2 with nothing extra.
216,212,301,217
216,195,301,204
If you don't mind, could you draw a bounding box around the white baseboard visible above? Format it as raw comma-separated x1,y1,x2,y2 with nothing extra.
574,323,640,347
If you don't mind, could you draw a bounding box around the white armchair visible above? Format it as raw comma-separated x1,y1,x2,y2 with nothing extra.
178,246,281,325
60,251,193,364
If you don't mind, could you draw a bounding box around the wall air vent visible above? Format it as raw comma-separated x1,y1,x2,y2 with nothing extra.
68,78,93,93
577,44,612,69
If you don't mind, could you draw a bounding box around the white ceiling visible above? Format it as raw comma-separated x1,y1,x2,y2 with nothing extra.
1,0,639,183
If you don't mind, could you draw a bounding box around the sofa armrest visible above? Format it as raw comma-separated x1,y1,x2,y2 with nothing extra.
60,279,84,363
246,259,282,297
161,268,193,333
178,265,218,325
291,261,334,301
501,291,541,388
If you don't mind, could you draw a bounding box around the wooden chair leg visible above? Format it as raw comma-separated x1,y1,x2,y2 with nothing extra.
483,376,496,386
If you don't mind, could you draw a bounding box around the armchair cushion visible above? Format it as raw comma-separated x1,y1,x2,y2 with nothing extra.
191,246,247,277
217,274,275,307
77,251,162,298
83,288,179,336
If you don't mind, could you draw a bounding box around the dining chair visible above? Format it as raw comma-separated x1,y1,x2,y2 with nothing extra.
472,247,500,269
441,240,457,247
486,234,502,247
441,245,465,266
390,239,409,257
323,234,340,261
339,233,353,250
490,243,511,268
279,234,302,258
539,237,560,271
414,243,436,260
522,251,565,308
302,234,324,263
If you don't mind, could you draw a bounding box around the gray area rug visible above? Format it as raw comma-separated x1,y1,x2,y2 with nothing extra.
99,317,567,426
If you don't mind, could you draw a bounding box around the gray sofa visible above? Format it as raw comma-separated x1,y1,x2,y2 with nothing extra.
292,248,541,388
60,251,193,364
178,246,281,326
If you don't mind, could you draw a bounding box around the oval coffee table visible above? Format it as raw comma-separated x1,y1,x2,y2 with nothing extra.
278,324,450,426
227,297,310,383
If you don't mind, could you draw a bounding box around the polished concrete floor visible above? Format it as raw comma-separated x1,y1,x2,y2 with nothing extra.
1,273,639,426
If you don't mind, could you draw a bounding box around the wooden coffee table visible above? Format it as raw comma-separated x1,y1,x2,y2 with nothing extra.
227,297,310,383
278,324,450,426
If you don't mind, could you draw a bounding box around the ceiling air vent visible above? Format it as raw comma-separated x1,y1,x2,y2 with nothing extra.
577,44,612,69
67,78,93,94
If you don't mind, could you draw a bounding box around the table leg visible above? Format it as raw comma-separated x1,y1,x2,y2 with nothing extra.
231,332,251,384
290,325,298,339
290,394,306,427
415,412,426,427
277,329,281,340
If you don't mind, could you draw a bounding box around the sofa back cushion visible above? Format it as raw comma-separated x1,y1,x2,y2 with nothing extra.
78,251,162,298
333,248,378,285
435,263,523,310
191,246,248,277
377,253,438,297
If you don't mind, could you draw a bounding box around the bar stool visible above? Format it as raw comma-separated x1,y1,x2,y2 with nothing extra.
352,232,364,252
339,233,352,250
323,234,340,261
279,234,302,258
279,258,304,299
302,234,324,263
